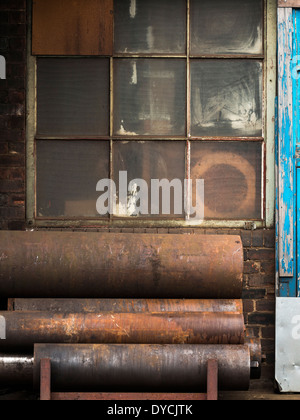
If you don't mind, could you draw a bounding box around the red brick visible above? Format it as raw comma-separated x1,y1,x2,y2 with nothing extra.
0,143,8,154
248,274,266,287
0,179,24,193
248,312,275,326
244,261,261,274
252,230,264,247
247,248,275,261
243,299,255,313
9,11,26,24
0,206,24,219
240,230,252,247
256,299,276,312
0,0,25,10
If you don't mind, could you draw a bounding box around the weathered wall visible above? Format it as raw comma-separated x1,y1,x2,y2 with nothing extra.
0,0,275,391
0,0,26,232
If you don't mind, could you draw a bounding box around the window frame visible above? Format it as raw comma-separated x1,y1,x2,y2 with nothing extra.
26,0,277,229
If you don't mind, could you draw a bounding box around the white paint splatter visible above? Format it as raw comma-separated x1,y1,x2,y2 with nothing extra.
130,61,137,85
117,121,138,136
129,0,137,19
147,26,154,50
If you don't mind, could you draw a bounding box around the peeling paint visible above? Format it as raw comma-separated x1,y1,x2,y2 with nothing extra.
130,61,137,85
117,121,138,136
278,8,295,283
129,0,137,19
147,26,154,50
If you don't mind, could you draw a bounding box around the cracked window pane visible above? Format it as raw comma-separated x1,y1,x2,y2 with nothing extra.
190,60,262,137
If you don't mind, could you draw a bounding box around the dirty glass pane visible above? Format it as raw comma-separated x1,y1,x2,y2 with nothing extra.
113,141,186,218
190,0,263,55
114,0,186,54
191,142,262,220
37,58,109,137
191,60,263,137
36,141,109,218
114,59,186,136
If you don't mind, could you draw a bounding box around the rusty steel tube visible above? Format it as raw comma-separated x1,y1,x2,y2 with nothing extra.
0,232,243,298
0,311,245,350
8,298,244,314
0,355,34,387
33,344,251,391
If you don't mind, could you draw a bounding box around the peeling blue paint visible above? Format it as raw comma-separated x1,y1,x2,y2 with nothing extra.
277,8,296,296
295,10,300,297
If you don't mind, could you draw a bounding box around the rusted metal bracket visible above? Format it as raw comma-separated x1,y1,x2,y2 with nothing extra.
39,358,218,401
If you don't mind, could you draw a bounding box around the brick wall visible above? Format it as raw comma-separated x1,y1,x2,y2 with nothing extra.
0,1,276,391
0,0,26,231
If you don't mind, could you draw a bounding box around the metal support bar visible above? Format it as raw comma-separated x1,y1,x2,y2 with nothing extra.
39,358,218,401
40,358,51,401
207,359,218,401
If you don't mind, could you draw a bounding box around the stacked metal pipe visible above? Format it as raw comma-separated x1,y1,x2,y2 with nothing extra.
0,232,261,392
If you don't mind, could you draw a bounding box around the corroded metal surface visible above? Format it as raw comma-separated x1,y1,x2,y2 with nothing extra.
0,355,34,386
0,346,251,392
34,344,250,392
50,392,207,401
33,344,251,392
245,328,262,379
41,359,218,400
32,0,113,55
0,311,245,350
8,298,243,314
0,232,244,298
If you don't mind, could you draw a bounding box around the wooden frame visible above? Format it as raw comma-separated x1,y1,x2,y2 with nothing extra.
277,8,295,283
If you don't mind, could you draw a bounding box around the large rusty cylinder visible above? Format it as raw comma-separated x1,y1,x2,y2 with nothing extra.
33,344,251,392
7,298,243,314
0,232,244,298
0,311,245,350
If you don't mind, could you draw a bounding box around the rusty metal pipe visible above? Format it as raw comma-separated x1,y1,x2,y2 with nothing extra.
0,355,34,387
8,298,244,314
0,311,245,350
0,232,243,298
33,344,251,391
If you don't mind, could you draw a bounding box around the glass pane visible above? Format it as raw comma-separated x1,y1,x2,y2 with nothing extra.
114,0,186,54
191,142,262,220
113,141,186,218
114,59,186,136
190,0,263,55
37,58,109,137
191,60,262,137
36,141,109,218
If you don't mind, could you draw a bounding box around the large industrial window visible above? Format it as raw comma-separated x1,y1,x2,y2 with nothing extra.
27,0,274,227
